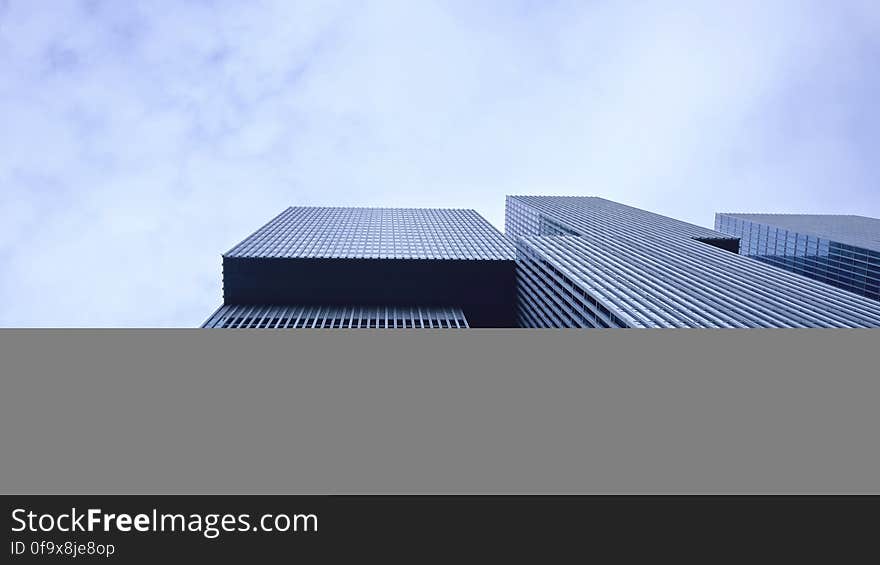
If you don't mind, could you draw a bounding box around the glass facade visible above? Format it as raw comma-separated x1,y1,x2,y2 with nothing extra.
206,206,516,328
716,214,880,302
227,207,513,261
203,304,468,329
507,196,880,328
204,199,880,329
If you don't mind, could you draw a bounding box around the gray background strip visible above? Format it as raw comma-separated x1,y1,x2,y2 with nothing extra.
1,329,877,494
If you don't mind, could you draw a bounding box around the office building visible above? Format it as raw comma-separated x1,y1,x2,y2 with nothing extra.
715,213,880,302
204,198,880,328
203,206,516,328
507,196,880,328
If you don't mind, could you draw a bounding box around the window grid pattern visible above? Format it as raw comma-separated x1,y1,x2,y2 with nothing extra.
226,207,514,261
506,196,880,328
203,305,469,329
716,214,880,302
506,195,738,243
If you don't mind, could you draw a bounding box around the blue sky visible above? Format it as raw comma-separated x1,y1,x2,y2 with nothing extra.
2,0,879,327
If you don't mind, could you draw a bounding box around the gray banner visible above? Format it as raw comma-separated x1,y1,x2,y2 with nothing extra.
1,329,877,494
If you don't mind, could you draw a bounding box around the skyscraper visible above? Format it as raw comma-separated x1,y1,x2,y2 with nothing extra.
204,198,880,329
506,196,880,328
715,213,880,302
203,206,516,328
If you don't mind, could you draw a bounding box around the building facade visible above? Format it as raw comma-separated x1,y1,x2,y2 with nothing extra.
204,206,517,328
506,196,880,328
204,198,880,328
715,213,880,302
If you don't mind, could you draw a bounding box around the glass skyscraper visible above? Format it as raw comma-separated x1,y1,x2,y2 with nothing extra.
715,213,880,302
203,206,516,328
204,198,880,328
506,196,880,328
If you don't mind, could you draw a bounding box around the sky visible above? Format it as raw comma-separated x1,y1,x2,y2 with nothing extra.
1,0,879,327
